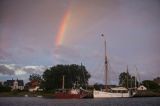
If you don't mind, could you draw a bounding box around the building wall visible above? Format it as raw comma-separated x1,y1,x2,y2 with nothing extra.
11,80,24,90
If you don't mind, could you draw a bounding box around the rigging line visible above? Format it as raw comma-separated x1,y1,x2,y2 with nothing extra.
109,56,126,68
79,48,103,73
108,62,118,84
90,56,104,76
94,60,104,74
109,62,119,77
135,66,141,83
93,62,104,81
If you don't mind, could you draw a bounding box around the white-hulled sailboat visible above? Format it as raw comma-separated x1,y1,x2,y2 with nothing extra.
93,34,133,98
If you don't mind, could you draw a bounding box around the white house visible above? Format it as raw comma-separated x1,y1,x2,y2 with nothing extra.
29,86,40,92
4,79,24,90
12,80,24,90
137,85,147,91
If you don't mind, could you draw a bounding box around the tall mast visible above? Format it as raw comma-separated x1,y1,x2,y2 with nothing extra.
105,40,108,90
62,75,65,89
135,67,138,88
135,75,137,89
126,65,129,89
101,34,108,90
81,62,87,89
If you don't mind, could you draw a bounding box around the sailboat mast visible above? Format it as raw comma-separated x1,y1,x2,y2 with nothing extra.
101,34,108,90
81,62,87,89
135,75,137,88
126,66,129,89
62,75,65,89
135,67,138,88
104,40,108,89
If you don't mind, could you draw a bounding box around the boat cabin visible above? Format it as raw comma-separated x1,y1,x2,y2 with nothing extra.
110,87,128,93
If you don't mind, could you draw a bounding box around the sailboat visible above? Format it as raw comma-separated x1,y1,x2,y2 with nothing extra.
93,34,133,98
54,64,92,99
54,75,88,99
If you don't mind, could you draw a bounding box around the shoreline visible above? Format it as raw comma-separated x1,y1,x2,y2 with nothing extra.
0,90,160,98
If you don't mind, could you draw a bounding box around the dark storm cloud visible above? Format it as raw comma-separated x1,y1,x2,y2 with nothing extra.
0,64,47,75
22,66,47,74
0,64,15,75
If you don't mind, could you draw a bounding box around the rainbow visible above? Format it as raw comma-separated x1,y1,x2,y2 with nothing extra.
55,8,71,47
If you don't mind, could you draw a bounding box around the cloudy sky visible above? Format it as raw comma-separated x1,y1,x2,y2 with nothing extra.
0,0,160,84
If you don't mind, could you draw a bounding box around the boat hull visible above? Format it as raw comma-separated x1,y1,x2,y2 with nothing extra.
54,89,89,99
54,93,81,99
93,90,130,98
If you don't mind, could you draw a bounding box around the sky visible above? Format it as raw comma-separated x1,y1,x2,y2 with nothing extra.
0,0,160,85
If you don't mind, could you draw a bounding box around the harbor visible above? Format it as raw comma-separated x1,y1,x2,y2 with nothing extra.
0,97,160,106
1,0,160,105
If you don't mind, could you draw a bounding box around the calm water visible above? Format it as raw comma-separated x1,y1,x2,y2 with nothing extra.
0,97,160,106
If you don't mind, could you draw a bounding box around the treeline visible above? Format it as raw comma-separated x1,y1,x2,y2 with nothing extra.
28,64,91,91
119,72,160,92
94,72,160,93
0,83,11,92
42,64,90,90
1,64,159,93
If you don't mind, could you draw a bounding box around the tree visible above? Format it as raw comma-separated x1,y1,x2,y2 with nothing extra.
42,64,91,91
0,83,11,92
0,86,11,92
153,77,160,85
27,74,42,89
119,72,130,88
0,82,2,87
142,80,160,90
29,73,42,83
119,72,138,88
93,83,105,90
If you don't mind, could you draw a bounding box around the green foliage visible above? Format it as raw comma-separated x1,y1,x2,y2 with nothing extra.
134,90,160,97
153,77,160,85
0,83,2,87
42,64,91,91
0,86,11,92
29,73,42,82
142,80,160,91
93,83,104,90
119,72,129,87
119,72,138,88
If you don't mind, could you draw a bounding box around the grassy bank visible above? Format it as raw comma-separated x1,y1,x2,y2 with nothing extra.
0,91,54,98
1,90,160,98
133,90,160,97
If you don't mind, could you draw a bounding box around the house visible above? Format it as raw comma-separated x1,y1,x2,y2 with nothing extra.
29,86,40,92
137,85,147,91
25,80,42,92
4,79,24,90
